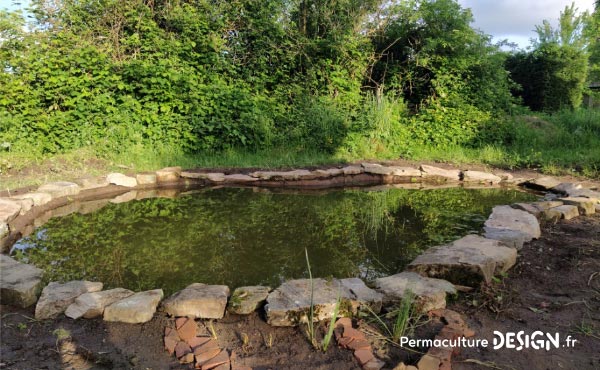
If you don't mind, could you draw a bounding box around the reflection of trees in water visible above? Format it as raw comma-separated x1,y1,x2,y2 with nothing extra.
14,188,535,294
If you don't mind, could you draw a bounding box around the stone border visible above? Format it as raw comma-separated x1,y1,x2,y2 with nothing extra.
1,164,599,370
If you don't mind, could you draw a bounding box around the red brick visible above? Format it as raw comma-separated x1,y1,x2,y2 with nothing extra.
164,336,178,356
188,336,212,350
347,339,371,351
201,350,230,370
343,327,366,340
176,317,188,329
354,349,374,366
175,341,192,359
177,319,198,342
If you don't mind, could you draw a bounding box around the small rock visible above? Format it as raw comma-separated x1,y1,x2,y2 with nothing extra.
156,167,182,183
419,165,461,181
362,163,394,176
65,288,134,319
136,173,157,185
0,255,44,308
417,354,441,370
559,197,596,215
363,358,385,370
0,199,21,223
544,205,579,221
375,272,456,313
462,170,501,184
37,182,81,198
35,281,103,320
11,192,52,207
103,289,163,323
162,283,230,319
228,286,270,315
552,182,582,194
531,201,563,211
106,173,137,188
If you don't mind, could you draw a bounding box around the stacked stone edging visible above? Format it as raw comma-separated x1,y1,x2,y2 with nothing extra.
1,164,599,370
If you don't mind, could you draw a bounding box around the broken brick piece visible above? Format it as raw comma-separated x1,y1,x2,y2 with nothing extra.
164,336,178,355
201,350,230,370
177,318,198,342
176,317,188,329
354,349,374,366
188,336,212,349
347,339,371,351
175,341,192,359
193,339,220,355
337,336,355,348
363,357,385,370
343,327,366,341
179,353,194,364
165,326,179,339
195,348,221,366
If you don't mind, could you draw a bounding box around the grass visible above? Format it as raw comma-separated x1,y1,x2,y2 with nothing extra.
304,248,317,349
366,289,419,345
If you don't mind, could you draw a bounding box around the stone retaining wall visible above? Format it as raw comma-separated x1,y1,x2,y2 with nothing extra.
1,163,599,370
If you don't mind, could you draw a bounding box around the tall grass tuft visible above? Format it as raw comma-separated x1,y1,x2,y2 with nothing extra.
304,248,317,349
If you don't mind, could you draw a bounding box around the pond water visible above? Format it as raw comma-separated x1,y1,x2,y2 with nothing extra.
12,187,537,294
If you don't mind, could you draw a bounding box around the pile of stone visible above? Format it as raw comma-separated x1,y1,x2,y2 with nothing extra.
334,318,385,370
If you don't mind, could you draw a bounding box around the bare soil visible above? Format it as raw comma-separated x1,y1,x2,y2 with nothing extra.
1,215,599,370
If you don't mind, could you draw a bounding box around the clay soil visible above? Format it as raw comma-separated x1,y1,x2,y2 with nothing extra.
1,215,599,370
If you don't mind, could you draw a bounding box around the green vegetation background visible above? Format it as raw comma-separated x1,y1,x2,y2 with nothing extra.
1,0,599,178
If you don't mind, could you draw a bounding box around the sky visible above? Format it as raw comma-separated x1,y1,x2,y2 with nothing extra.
0,0,597,49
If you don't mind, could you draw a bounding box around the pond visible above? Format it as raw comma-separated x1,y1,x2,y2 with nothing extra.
11,187,537,294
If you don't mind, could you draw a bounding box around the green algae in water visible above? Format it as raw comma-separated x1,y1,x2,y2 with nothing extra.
12,187,537,294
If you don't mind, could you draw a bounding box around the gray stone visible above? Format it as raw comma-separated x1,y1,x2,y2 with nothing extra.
565,188,600,202
511,203,541,217
0,255,43,308
484,205,541,242
559,197,596,215
206,173,226,182
38,182,81,198
11,192,52,207
552,182,582,194
35,281,103,319
544,205,579,221
250,170,317,181
362,163,394,176
484,228,530,250
156,167,181,183
408,235,517,285
180,171,205,179
136,173,157,185
532,201,564,211
0,199,21,223
390,167,422,177
223,174,259,183
75,176,109,190
341,166,364,175
265,278,382,326
162,283,229,319
374,272,456,313
314,168,344,177
3,197,33,215
525,176,562,191
228,286,270,315
419,165,461,181
107,173,137,188
497,173,514,181
110,191,138,204
462,171,501,184
104,289,163,324
65,288,134,319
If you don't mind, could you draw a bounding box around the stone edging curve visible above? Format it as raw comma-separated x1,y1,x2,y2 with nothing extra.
1,163,599,370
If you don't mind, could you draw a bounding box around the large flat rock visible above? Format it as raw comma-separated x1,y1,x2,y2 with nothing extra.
559,197,596,215
0,199,21,223
419,165,461,181
38,182,81,198
162,283,229,319
65,288,134,319
484,205,541,243
408,235,517,285
525,176,562,191
265,278,382,327
155,167,182,183
107,173,138,188
0,255,44,308
35,281,103,319
104,289,163,323
228,286,270,315
462,171,501,184
362,163,395,176
374,272,456,313
11,192,53,207
544,205,579,220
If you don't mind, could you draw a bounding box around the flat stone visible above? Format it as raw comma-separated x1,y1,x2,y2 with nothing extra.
136,173,157,185
2,197,32,215
156,167,182,183
65,288,134,319
162,283,229,319
0,199,21,223
314,168,344,177
375,272,456,313
35,281,103,320
342,166,364,175
462,171,501,184
390,167,422,177
558,197,596,215
566,188,600,202
110,191,137,204
419,165,461,181
484,228,530,250
11,192,52,207
408,235,517,285
362,163,394,176
0,255,44,308
107,173,137,187
532,201,564,211
103,289,163,323
38,182,81,198
75,176,109,190
484,205,541,242
265,278,382,326
544,205,579,221
223,174,259,183
417,354,441,370
228,286,270,315
511,203,541,217
496,173,513,181
180,171,205,179
207,173,226,182
250,170,317,181
552,182,582,194
525,176,562,191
